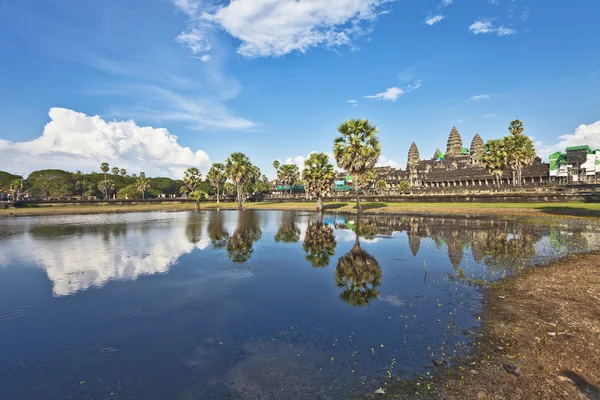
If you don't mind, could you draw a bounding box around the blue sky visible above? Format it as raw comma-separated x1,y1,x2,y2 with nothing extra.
0,0,599,179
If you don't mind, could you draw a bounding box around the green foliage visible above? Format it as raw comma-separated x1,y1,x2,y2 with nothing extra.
302,152,334,209
225,152,254,208
303,221,337,267
207,163,227,200
481,139,508,185
509,119,524,136
335,244,382,307
111,167,119,175
398,181,410,191
26,169,76,197
137,173,150,199
0,171,22,192
358,168,378,192
100,162,110,174
277,164,300,194
375,179,387,194
98,179,116,197
116,184,143,199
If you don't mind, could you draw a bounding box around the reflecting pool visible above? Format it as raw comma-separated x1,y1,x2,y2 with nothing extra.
1,210,599,399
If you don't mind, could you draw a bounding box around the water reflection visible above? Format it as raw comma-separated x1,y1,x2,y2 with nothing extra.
208,211,229,249
226,210,262,263
334,215,382,307
274,211,301,243
302,212,337,268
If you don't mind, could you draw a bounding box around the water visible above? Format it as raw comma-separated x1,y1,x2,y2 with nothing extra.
0,210,599,399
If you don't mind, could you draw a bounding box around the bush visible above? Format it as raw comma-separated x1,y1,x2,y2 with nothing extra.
116,184,143,199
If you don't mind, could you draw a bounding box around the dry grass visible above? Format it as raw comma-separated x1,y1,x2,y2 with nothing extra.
441,253,600,400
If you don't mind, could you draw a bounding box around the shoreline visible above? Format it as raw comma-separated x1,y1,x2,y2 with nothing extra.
1,200,600,219
379,252,600,399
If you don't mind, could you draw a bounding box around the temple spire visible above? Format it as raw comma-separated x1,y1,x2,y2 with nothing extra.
407,142,420,168
446,127,463,157
469,133,484,165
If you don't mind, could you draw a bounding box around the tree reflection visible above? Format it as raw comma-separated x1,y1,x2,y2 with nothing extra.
208,211,229,249
227,210,262,263
335,216,382,307
303,212,337,268
185,212,204,244
274,211,300,243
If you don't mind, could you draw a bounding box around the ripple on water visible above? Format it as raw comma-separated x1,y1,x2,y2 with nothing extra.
0,305,34,321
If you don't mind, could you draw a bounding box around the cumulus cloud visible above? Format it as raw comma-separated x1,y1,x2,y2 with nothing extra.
376,155,400,169
176,28,212,55
365,87,404,101
469,93,495,101
174,0,389,58
0,108,212,178
469,19,516,36
425,15,445,25
537,120,600,159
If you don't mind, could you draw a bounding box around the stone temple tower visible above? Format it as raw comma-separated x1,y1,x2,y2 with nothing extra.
446,127,463,157
469,133,484,165
407,142,420,187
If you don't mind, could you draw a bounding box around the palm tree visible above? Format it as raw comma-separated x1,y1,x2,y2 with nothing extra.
358,168,378,194
481,139,507,186
277,164,300,196
8,179,23,200
137,173,150,199
120,168,127,177
98,179,115,199
504,129,536,186
180,168,202,209
100,162,110,199
334,216,382,307
303,214,337,267
207,163,226,203
333,118,381,212
225,152,252,209
508,119,524,136
273,160,280,186
302,152,335,212
111,167,119,175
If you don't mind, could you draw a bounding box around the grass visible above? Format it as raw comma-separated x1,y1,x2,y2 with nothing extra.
2,200,600,218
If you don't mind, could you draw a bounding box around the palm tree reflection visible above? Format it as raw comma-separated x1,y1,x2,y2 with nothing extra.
303,212,337,268
226,210,262,263
274,211,300,243
335,215,382,307
208,211,229,249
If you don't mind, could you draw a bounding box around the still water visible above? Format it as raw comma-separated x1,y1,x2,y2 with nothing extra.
1,210,599,399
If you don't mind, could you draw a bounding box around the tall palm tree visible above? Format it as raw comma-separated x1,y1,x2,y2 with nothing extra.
111,167,119,175
481,139,507,186
207,163,226,203
333,118,381,212
8,179,23,200
504,130,536,186
302,152,335,212
98,179,115,199
277,164,300,196
100,162,110,199
508,119,524,136
181,168,202,209
137,173,150,199
120,168,127,177
225,152,252,210
273,160,280,186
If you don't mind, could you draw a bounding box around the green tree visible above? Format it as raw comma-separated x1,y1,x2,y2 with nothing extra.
277,164,300,195
224,182,237,197
111,167,119,175
508,119,524,136
137,172,150,199
117,184,143,199
181,168,201,194
398,181,410,191
303,216,337,267
207,163,227,203
273,160,280,185
504,130,536,186
481,139,507,186
100,162,110,199
9,179,23,200
225,152,253,209
333,118,381,212
26,169,75,197
302,152,335,211
375,179,387,194
120,168,127,177
358,168,378,194
98,179,115,198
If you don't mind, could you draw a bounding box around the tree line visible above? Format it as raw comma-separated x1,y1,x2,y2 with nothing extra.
2,118,536,212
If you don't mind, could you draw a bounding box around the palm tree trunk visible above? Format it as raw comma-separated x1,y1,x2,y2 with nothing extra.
216,185,220,203
195,201,200,211
512,170,516,186
236,183,243,210
354,175,361,213
104,172,108,199
317,196,323,212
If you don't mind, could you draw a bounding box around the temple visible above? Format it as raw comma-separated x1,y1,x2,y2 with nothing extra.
339,127,550,191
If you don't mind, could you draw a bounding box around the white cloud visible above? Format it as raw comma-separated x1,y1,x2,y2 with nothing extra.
0,108,213,178
176,0,389,58
469,19,516,36
424,15,445,26
441,0,453,6
469,93,495,101
488,0,499,5
538,120,600,159
281,152,341,178
405,80,422,92
483,113,495,118
377,155,400,169
365,87,404,101
176,28,212,54
347,100,358,103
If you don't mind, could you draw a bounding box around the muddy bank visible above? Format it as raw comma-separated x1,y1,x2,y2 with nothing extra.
378,252,600,399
